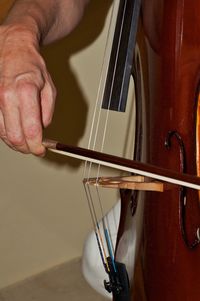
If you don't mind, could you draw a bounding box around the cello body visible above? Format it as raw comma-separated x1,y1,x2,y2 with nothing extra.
116,0,200,300
42,1,200,299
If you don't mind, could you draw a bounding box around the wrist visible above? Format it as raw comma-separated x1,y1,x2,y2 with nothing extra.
2,1,57,46
0,22,41,49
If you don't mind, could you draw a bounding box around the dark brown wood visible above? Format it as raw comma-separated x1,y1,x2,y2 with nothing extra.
131,1,200,300
43,139,200,189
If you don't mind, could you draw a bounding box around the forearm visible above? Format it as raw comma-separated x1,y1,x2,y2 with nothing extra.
3,0,89,45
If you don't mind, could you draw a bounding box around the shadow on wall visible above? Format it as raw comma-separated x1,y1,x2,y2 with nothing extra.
42,0,113,168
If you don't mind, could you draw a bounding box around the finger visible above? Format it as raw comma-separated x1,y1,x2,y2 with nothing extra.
2,91,29,153
41,74,56,128
0,110,7,140
18,82,46,156
1,135,18,151
0,110,15,149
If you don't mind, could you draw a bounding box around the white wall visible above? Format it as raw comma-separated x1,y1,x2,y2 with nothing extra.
0,0,135,289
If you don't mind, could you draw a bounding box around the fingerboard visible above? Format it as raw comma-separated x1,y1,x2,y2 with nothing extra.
102,0,141,112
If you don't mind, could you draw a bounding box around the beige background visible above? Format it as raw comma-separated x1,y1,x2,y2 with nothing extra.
0,0,135,289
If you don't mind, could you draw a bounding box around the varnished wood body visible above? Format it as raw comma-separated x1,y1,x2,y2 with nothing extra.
135,1,200,300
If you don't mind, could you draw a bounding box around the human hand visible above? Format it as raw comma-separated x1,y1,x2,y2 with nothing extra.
0,25,56,156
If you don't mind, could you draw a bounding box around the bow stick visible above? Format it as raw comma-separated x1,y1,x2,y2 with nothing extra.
43,139,200,191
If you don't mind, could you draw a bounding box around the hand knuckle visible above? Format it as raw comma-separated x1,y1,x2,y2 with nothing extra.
16,69,45,90
0,127,6,138
0,86,13,107
25,123,40,139
7,132,24,146
44,116,52,128
17,81,37,96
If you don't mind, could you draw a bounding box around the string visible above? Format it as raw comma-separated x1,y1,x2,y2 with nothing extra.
81,0,119,271
93,2,128,259
85,0,120,153
92,0,128,270
96,187,117,272
83,0,128,275
82,5,120,260
83,183,110,271
98,0,128,154
83,0,119,260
